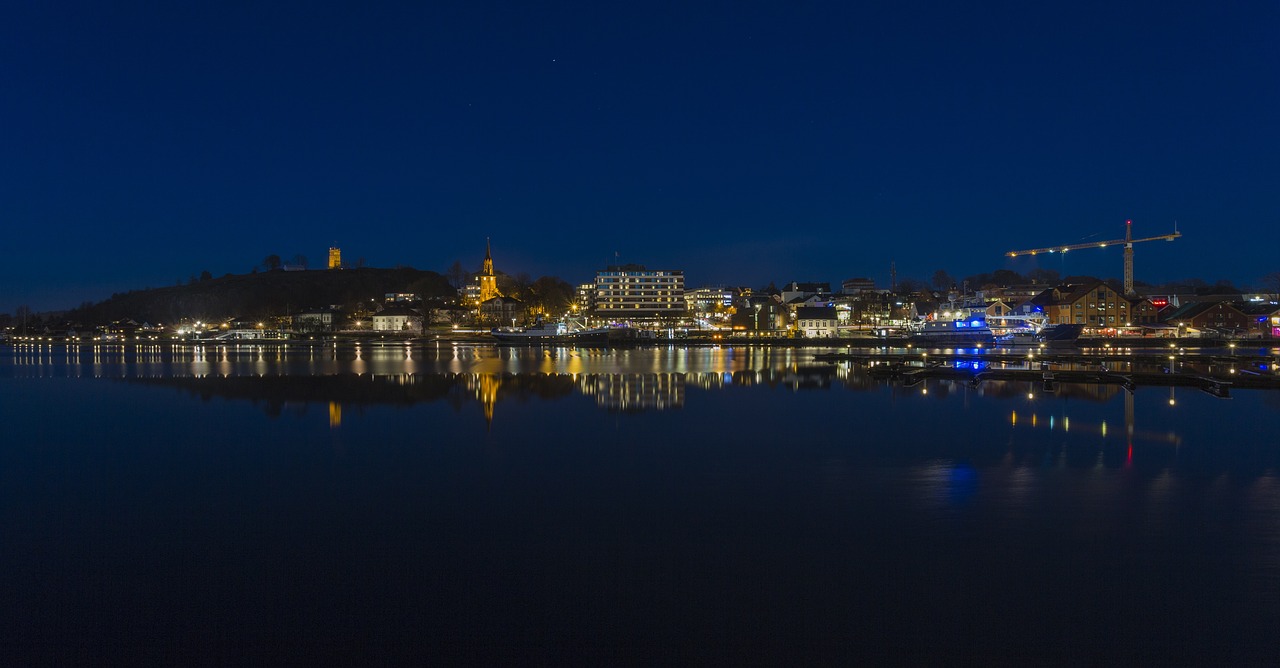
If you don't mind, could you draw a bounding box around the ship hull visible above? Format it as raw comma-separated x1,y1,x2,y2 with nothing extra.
490,326,654,345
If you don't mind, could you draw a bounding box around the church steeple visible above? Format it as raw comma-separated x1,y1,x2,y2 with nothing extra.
478,238,499,304
482,237,494,276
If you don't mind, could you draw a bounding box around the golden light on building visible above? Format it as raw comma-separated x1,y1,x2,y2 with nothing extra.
328,247,341,269
474,238,501,306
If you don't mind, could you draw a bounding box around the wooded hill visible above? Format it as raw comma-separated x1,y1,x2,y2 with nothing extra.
66,267,455,325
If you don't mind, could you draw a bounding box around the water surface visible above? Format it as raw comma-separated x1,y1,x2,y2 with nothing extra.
2,344,1279,663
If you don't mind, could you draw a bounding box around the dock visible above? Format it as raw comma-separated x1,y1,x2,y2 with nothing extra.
814,348,1280,395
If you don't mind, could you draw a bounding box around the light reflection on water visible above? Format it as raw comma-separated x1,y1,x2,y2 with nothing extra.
2,344,1280,661
1,342,817,378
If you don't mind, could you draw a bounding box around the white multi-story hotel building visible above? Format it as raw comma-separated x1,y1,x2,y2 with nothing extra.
593,266,686,319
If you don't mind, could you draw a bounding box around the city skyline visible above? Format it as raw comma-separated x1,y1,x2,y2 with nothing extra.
5,2,1278,311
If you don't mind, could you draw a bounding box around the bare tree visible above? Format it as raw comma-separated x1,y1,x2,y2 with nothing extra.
1262,271,1280,301
447,261,467,289
15,305,32,334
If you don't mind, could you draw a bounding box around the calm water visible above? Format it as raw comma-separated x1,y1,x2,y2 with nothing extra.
3,343,1280,663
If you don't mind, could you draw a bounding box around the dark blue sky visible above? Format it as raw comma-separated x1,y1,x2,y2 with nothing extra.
4,1,1277,311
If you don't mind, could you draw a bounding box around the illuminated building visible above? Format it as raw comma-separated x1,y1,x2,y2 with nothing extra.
476,239,500,305
328,247,341,269
1028,281,1159,327
372,305,422,332
575,283,596,313
795,306,838,338
480,296,526,326
1240,303,1280,338
684,286,735,317
593,265,685,320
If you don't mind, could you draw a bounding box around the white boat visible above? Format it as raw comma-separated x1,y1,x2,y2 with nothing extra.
909,300,994,345
909,315,995,344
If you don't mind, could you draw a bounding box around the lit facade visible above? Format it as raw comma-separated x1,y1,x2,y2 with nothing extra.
328,247,341,269
480,296,525,326
372,306,422,332
575,283,596,313
795,306,838,338
593,266,685,319
1030,281,1159,327
684,286,735,317
474,239,501,306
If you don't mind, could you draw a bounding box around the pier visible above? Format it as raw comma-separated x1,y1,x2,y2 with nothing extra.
814,347,1280,394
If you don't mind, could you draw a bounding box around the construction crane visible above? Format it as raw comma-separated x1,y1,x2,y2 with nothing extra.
1005,220,1181,297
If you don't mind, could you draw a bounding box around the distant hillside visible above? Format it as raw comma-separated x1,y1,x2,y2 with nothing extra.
66,267,454,325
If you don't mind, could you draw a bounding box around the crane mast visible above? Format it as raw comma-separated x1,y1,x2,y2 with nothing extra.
1005,220,1181,297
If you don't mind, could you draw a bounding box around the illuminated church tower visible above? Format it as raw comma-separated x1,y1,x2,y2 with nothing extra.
328,247,341,269
477,238,500,304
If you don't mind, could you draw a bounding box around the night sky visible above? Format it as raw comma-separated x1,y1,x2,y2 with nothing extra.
4,2,1277,311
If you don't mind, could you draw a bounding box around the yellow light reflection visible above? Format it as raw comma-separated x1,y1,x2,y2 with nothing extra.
329,402,342,428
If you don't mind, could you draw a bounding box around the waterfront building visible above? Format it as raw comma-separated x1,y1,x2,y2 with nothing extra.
575,283,596,313
1028,281,1160,327
684,286,736,318
328,247,341,269
593,265,685,320
730,295,788,334
1143,292,1240,311
1160,301,1254,335
795,306,838,338
834,292,895,329
1240,303,1280,338
294,307,339,333
372,305,422,332
481,295,526,326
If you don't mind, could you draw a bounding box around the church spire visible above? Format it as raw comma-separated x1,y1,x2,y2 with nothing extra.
482,237,494,276
478,237,499,304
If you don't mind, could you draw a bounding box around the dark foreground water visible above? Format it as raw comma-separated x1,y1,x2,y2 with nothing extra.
3,343,1280,663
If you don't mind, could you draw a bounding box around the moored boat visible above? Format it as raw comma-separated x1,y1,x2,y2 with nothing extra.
490,321,655,345
909,314,995,345
995,323,1085,347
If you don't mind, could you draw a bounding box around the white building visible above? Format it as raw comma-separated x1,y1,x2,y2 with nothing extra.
594,266,685,320
373,306,422,332
795,306,838,338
